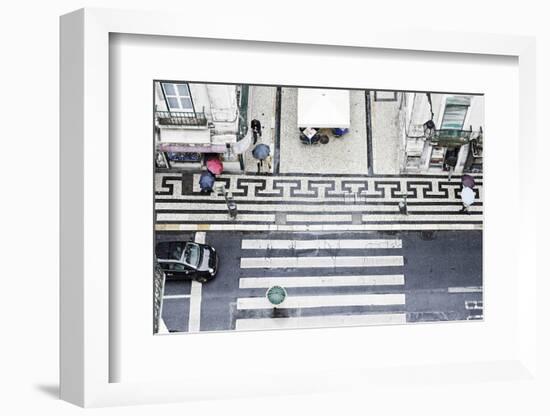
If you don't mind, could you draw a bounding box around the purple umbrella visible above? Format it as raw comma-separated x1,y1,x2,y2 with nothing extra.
461,174,476,189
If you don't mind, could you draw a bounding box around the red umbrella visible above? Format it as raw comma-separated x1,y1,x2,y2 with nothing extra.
206,156,223,175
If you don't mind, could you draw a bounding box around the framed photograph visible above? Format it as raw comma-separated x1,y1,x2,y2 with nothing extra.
60,8,539,408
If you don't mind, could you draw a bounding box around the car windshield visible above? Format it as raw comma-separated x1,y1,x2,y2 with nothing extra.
183,243,201,268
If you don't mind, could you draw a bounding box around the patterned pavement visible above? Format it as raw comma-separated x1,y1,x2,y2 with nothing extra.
155,172,483,232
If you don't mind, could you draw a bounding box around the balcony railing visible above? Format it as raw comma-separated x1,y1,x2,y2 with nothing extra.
156,110,208,127
409,123,483,148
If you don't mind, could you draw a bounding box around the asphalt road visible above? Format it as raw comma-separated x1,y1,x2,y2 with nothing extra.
159,230,483,333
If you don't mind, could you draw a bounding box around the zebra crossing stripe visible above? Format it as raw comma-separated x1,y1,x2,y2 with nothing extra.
235,313,407,330
448,286,482,293
237,293,406,310
241,239,402,250
239,274,405,288
155,202,483,213
286,214,352,223
156,223,482,232
156,213,276,222
362,214,481,221
240,255,404,269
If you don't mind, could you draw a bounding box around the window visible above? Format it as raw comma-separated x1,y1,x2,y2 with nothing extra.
441,97,470,130
173,263,189,272
441,105,469,130
162,83,195,112
158,262,171,271
183,243,201,268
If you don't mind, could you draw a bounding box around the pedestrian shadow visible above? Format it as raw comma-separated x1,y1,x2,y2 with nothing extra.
34,383,59,399
271,308,290,318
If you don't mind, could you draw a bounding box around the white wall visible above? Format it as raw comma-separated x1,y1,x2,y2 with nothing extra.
1,1,548,415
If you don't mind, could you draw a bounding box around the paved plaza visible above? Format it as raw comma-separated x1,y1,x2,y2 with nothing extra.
279,88,369,174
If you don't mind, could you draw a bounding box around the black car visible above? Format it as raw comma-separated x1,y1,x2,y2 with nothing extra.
155,241,219,282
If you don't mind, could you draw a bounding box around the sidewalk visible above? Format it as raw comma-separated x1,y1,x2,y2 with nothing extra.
243,85,276,174
155,172,483,232
370,91,403,174
278,88,369,175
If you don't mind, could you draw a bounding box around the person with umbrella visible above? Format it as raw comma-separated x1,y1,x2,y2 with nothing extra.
252,143,271,174
459,185,475,214
199,170,216,194
205,154,223,175
459,174,476,214
461,174,476,189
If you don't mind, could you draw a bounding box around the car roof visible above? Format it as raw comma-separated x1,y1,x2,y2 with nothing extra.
155,241,188,260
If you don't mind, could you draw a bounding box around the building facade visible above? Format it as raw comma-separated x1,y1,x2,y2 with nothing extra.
401,92,484,174
154,81,249,171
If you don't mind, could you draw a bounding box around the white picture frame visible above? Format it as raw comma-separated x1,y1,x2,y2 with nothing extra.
60,8,540,408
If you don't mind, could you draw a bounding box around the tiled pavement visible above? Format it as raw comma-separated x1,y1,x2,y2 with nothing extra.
278,88,369,175
154,172,483,232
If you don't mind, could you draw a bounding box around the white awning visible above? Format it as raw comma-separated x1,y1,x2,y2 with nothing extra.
297,88,350,128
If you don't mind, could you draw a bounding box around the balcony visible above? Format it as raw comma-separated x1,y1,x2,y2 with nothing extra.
156,110,208,127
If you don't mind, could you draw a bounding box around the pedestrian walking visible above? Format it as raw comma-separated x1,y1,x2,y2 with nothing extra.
199,170,216,194
251,119,262,144
461,174,476,189
459,186,475,214
252,143,270,175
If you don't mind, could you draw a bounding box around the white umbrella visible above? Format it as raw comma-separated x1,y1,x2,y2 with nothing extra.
460,186,475,206
297,88,350,128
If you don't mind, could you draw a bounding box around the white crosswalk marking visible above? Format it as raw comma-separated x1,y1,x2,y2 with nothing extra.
239,274,405,288
240,255,404,269
188,231,205,333
235,236,407,330
241,239,402,250
286,214,352,222
237,294,406,310
236,313,407,331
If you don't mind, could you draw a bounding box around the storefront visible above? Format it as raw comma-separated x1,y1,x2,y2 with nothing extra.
154,81,250,172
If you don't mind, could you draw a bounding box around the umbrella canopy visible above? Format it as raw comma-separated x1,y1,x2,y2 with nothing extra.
460,186,475,206
206,156,223,175
297,88,350,128
252,143,270,160
199,171,216,191
461,174,476,188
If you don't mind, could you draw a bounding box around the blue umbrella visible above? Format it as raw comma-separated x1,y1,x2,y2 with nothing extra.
199,170,215,191
252,143,270,160
332,128,349,137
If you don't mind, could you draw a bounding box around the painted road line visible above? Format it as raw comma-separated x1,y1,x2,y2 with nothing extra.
188,231,205,333
155,223,483,232
163,294,191,300
240,255,404,269
286,214,352,223
155,202,483,213
448,286,483,293
235,313,407,330
158,318,170,334
237,293,406,310
156,213,275,222
239,274,405,288
362,214,482,221
241,239,402,250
